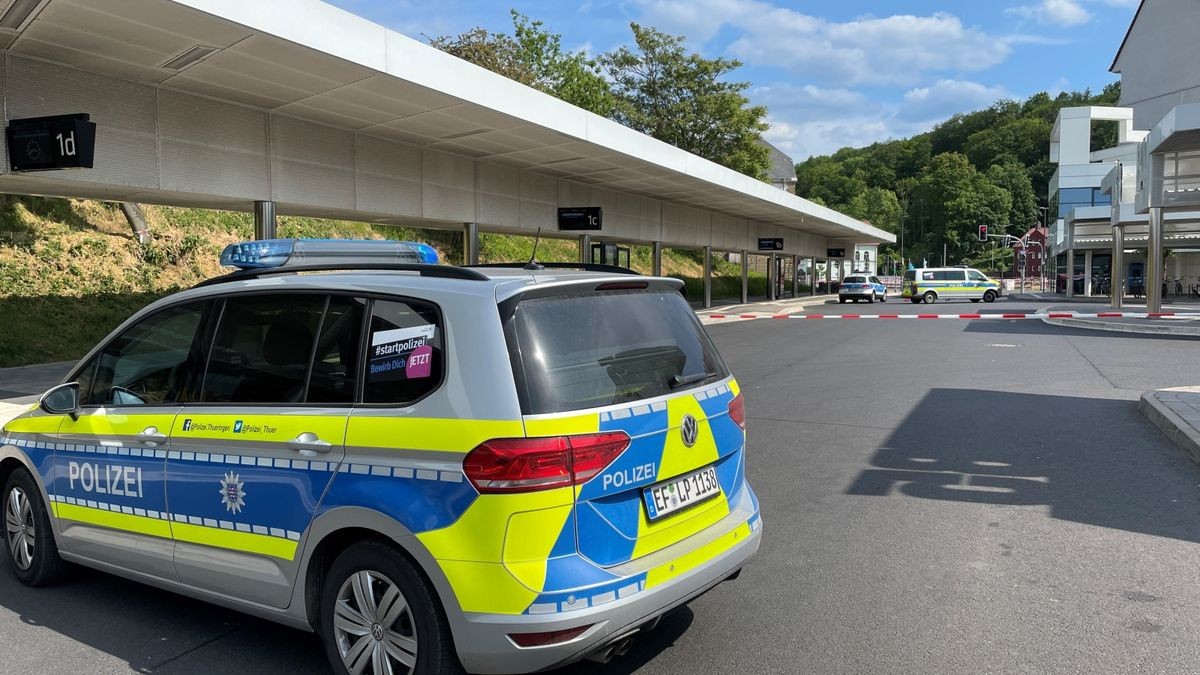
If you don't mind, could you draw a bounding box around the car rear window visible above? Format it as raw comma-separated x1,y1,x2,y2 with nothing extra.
508,290,729,414
844,276,867,284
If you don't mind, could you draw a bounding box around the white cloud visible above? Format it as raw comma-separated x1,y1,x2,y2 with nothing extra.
898,79,1011,124
1006,0,1092,26
633,1,1014,86
753,78,1012,159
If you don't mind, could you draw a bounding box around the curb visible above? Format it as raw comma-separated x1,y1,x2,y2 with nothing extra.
1041,316,1200,336
1138,390,1200,465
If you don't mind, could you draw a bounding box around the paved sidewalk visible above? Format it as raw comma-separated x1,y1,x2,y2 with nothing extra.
1038,303,1200,336
1140,386,1200,465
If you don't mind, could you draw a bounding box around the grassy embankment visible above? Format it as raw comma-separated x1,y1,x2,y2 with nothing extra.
0,197,769,367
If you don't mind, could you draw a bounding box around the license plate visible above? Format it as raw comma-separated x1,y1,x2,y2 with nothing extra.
642,466,720,521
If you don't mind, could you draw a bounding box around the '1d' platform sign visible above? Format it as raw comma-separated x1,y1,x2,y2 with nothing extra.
7,113,97,172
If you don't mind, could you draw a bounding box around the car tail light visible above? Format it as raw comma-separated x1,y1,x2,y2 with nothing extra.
728,393,746,429
509,624,593,647
464,432,631,493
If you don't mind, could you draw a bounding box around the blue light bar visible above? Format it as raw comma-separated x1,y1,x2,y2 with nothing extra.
219,239,439,270
220,239,294,269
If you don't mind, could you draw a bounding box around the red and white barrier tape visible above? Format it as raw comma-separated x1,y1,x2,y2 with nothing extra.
704,311,1200,321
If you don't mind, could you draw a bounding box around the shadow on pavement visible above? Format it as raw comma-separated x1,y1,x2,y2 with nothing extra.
963,319,1200,341
846,389,1200,544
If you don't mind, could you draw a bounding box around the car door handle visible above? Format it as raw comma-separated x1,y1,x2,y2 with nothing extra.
137,427,167,447
288,432,333,455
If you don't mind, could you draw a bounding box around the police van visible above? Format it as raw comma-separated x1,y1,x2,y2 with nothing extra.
901,266,1000,304
0,239,761,675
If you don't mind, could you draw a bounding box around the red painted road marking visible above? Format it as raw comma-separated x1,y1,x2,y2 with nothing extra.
1097,312,1123,318
1148,312,1175,318
917,314,938,319
879,315,900,319
804,314,823,319
703,311,1200,321
710,314,726,319
1001,313,1027,319
740,314,758,319
772,314,790,319
1048,313,1073,318
959,314,982,319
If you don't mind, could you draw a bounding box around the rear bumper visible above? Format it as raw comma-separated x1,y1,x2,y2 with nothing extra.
452,491,762,674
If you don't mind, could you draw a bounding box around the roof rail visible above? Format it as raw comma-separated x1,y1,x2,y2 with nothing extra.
469,262,640,275
193,262,490,288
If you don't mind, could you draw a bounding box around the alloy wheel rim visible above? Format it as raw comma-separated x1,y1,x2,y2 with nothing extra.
5,486,35,571
334,570,418,675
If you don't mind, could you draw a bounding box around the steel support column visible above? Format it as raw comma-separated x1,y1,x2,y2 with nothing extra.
463,222,479,266
792,255,799,298
1084,250,1093,297
253,200,276,240
652,241,663,277
578,234,592,264
1147,207,1164,313
810,257,817,296
1065,249,1075,298
767,253,777,301
1112,225,1124,309
740,251,749,304
702,246,713,309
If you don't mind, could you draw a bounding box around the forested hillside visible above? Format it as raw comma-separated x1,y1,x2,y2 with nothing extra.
795,83,1121,269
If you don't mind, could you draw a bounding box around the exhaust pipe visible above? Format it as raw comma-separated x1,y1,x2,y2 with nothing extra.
585,637,634,664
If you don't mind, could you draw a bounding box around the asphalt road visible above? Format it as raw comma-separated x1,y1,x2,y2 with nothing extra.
4,297,1200,673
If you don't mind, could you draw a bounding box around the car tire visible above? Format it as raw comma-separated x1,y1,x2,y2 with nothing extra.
880,294,886,303
970,299,980,303
983,290,997,303
922,291,937,305
839,298,846,304
3,468,68,587
910,298,921,304
868,293,875,304
320,541,462,675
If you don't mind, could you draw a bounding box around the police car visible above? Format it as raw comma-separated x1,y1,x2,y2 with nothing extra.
0,239,761,675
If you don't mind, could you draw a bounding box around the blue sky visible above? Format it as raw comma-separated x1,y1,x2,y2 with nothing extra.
326,0,1139,160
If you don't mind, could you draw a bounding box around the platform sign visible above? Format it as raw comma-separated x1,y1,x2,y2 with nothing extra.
558,207,602,231
7,114,96,172
826,248,846,258
757,237,783,251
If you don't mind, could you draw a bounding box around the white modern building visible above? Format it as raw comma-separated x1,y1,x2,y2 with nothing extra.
0,0,890,307
1047,0,1200,307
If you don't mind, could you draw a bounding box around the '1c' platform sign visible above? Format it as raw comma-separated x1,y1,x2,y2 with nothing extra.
7,113,97,172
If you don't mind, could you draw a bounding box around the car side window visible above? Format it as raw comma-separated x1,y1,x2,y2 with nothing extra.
968,270,987,282
201,294,327,405
85,301,212,406
306,296,366,404
362,298,443,405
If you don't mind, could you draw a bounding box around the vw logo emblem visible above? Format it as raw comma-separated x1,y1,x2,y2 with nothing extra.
680,414,698,447
371,623,384,641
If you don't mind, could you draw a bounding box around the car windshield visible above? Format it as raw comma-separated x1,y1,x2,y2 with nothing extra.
844,276,867,284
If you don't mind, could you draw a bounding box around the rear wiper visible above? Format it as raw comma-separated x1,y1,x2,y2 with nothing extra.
669,371,716,390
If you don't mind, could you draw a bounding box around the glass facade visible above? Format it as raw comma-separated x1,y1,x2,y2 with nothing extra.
1057,187,1112,218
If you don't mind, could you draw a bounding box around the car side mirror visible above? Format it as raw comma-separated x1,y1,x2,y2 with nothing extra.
40,382,80,421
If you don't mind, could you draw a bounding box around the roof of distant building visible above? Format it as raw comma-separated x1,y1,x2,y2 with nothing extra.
759,139,798,185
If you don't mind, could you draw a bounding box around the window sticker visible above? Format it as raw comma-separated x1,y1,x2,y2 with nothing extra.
369,324,436,382
922,271,934,281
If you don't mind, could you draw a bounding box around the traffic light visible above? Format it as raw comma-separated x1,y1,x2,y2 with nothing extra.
1017,251,1027,268
978,224,988,241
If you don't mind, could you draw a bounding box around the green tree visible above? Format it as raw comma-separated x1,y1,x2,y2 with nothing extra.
600,24,770,178
845,187,902,234
986,162,1039,234
429,11,613,116
909,153,1009,262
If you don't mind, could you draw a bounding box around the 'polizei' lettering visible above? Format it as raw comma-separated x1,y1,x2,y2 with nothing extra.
601,463,656,490
68,461,144,498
